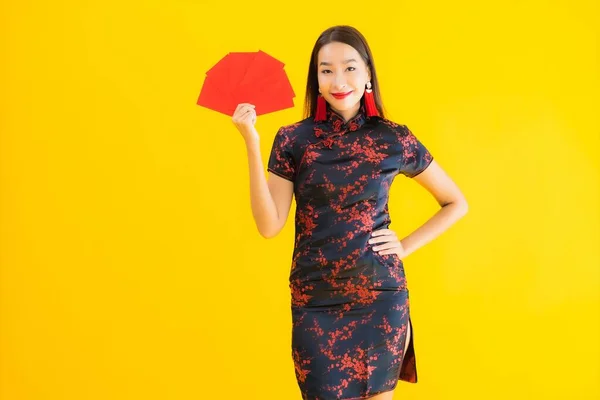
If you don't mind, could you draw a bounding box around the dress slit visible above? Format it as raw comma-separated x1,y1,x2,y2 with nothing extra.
398,316,418,383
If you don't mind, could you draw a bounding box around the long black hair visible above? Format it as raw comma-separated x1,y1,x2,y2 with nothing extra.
303,25,386,120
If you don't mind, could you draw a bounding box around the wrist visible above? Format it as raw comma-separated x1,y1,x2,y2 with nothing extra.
399,238,412,258
245,135,260,148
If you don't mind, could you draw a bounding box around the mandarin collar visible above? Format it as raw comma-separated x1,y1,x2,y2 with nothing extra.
313,105,368,140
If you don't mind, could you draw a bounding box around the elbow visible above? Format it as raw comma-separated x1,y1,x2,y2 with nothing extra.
260,230,277,239
256,214,286,239
457,199,469,216
442,198,468,216
258,224,282,239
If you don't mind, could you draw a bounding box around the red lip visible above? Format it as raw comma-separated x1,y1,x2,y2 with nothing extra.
331,91,353,99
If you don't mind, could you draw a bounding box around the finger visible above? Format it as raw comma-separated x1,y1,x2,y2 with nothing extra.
240,110,255,123
234,109,248,120
234,103,246,114
235,105,248,115
368,236,388,244
373,242,399,252
234,103,254,114
233,110,251,124
241,105,256,116
378,248,401,256
371,229,394,236
241,108,254,119
236,103,255,113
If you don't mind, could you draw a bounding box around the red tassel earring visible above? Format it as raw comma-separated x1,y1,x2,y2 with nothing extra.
315,90,327,122
364,81,379,117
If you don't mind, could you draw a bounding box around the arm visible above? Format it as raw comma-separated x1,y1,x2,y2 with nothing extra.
245,138,294,238
399,160,469,258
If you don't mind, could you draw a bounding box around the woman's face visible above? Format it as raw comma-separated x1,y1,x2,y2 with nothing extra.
317,41,371,117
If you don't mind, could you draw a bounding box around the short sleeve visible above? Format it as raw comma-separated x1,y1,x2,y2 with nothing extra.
398,125,434,178
267,126,296,182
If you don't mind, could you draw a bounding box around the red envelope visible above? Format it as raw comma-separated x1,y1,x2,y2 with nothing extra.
197,50,295,116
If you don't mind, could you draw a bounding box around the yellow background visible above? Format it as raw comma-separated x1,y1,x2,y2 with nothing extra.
1,0,598,399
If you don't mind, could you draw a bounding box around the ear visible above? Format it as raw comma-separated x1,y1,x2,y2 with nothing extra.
367,66,372,83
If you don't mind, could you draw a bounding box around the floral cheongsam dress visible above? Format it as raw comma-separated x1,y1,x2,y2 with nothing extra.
267,104,434,400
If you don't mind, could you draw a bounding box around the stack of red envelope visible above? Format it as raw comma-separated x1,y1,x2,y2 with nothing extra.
197,50,295,116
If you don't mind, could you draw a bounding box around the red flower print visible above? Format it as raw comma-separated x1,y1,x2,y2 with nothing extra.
265,112,430,397
323,137,334,148
333,119,342,132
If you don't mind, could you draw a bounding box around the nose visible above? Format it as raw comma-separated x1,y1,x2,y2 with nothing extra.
333,72,347,90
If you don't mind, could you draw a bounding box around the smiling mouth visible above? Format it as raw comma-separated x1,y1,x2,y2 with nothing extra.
331,91,353,99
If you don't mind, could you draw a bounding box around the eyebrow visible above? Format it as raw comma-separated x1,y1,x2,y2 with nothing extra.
319,58,358,66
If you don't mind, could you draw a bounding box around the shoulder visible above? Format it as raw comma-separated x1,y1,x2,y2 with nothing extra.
375,118,428,145
368,117,413,139
273,116,315,144
279,115,314,133
374,117,410,134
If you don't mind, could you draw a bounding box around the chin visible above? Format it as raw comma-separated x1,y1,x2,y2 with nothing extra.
329,97,360,110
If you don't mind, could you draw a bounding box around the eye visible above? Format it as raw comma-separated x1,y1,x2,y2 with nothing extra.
320,67,356,74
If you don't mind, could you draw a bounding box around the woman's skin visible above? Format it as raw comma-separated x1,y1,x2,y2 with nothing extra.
232,41,468,400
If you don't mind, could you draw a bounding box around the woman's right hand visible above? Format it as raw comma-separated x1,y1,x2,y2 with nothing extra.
232,103,258,143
